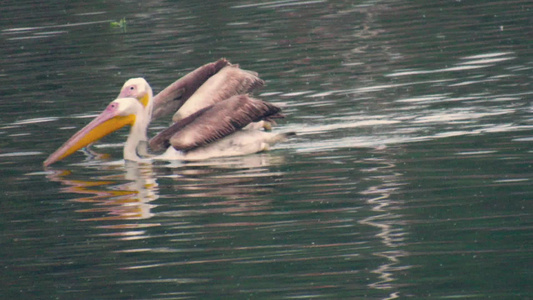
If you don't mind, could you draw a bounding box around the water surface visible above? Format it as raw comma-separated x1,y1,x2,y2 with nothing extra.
1,0,532,299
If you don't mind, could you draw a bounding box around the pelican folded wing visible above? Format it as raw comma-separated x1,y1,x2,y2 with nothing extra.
149,95,282,152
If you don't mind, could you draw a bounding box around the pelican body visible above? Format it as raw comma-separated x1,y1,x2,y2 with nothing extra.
44,59,291,167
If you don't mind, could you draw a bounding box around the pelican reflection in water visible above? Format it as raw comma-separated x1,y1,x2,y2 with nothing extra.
44,59,293,166
45,163,159,223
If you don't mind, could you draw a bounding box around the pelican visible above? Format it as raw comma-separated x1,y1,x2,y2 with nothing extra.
43,59,292,167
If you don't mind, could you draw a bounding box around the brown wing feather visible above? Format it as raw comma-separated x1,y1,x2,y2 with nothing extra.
149,95,282,152
149,106,211,151
171,65,265,122
210,66,265,103
151,58,229,119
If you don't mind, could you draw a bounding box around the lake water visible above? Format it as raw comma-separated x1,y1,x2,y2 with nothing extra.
1,0,532,299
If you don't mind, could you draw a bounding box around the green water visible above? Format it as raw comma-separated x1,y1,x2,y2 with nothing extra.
1,0,532,299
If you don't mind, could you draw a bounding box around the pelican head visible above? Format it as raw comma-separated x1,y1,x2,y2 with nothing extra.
118,77,154,117
44,78,154,167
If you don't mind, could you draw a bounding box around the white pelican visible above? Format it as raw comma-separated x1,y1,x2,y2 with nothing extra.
43,59,292,167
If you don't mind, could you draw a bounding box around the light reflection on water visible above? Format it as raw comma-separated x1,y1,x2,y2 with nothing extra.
357,155,408,296
31,146,410,298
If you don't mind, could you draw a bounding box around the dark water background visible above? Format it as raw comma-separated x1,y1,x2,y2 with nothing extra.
1,0,532,299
